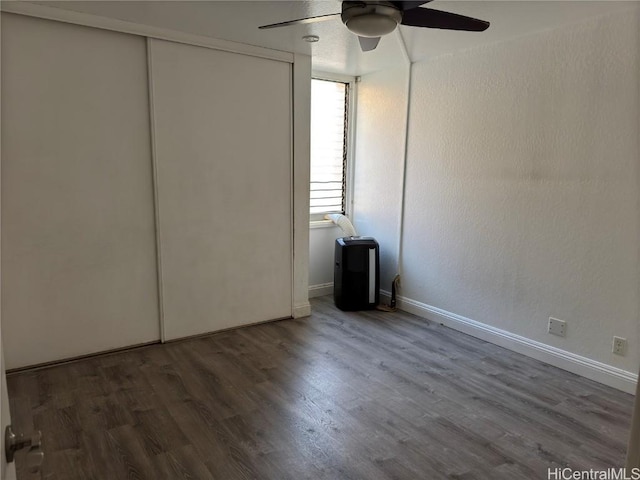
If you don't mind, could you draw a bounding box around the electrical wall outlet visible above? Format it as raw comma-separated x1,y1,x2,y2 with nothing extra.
612,336,627,356
548,317,566,337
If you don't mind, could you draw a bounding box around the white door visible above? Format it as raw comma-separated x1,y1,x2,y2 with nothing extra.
1,340,16,480
1,14,160,369
0,339,15,480
0,10,14,478
149,39,293,340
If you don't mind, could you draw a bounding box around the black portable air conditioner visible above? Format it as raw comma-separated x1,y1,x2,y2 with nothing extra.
334,237,379,311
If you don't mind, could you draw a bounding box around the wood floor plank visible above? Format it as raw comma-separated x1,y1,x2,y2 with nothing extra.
105,425,159,479
152,445,216,480
7,295,634,479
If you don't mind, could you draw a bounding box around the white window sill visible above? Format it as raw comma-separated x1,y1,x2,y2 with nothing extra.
309,219,339,229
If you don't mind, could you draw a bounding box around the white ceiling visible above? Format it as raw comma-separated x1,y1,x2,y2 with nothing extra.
32,0,639,75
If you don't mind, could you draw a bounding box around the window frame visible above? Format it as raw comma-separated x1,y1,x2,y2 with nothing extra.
309,71,357,226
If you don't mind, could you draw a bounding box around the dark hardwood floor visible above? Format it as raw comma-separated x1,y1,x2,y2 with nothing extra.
8,296,634,479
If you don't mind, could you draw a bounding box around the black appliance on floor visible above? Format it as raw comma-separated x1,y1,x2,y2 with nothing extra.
334,236,379,311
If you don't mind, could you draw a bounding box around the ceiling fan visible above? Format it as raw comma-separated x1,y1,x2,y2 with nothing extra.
259,1,490,52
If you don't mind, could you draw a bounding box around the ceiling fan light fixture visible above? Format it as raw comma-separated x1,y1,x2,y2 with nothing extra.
258,0,490,53
345,13,399,37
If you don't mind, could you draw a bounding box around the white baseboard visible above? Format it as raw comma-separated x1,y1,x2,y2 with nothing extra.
309,282,333,299
380,291,638,394
293,302,311,318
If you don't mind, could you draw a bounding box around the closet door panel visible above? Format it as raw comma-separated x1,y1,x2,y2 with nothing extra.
1,14,160,368
149,39,292,340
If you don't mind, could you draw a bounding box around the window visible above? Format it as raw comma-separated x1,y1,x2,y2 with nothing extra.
310,77,351,220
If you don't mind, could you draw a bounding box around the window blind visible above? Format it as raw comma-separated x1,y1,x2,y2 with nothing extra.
310,79,348,216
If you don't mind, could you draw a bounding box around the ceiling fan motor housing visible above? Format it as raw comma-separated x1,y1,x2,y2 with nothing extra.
341,1,402,38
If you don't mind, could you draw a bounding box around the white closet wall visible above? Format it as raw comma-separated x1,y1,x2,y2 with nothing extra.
1,14,160,368
149,39,293,340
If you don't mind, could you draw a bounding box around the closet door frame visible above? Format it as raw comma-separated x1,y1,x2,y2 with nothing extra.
147,37,297,341
1,13,161,368
0,3,312,340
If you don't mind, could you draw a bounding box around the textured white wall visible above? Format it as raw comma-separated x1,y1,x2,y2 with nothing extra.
353,66,409,290
403,8,640,373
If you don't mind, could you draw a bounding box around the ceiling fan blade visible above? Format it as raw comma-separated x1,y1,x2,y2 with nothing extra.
392,1,433,11
358,36,381,52
259,12,340,30
401,8,490,31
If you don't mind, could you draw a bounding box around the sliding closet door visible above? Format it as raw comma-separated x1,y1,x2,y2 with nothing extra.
149,39,292,340
1,14,160,368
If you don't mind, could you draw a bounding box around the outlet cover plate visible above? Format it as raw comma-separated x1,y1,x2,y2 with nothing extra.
548,317,566,337
613,336,627,356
